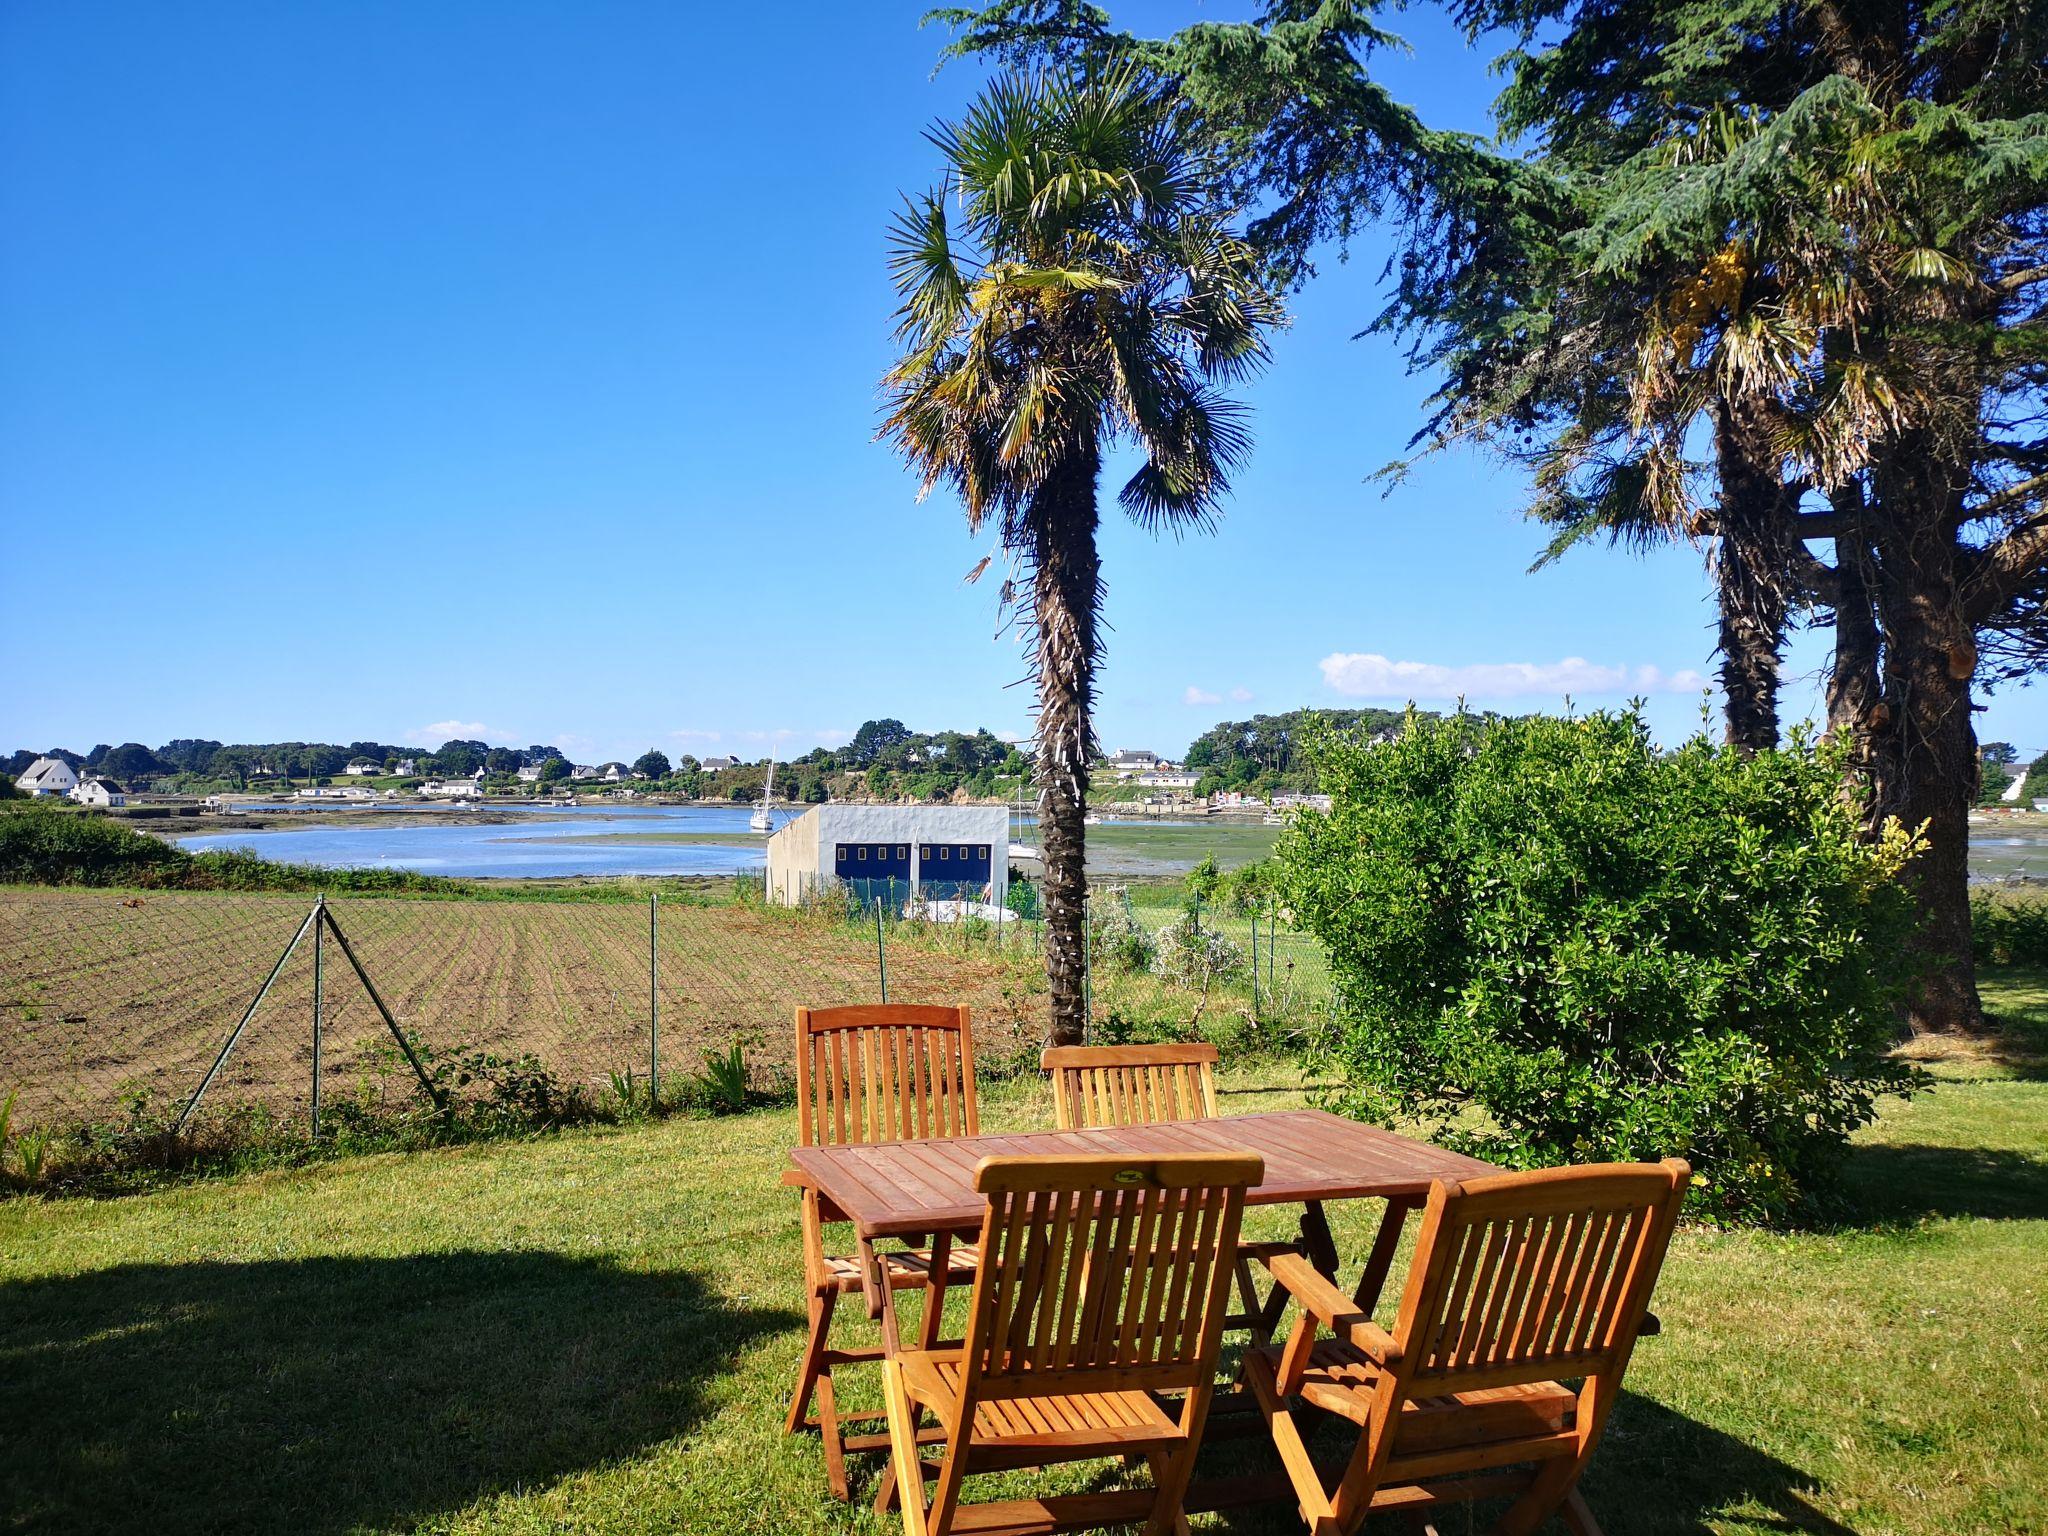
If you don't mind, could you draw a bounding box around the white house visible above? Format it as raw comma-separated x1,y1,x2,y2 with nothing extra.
766,804,1010,908
600,762,627,782
1105,749,1159,779
419,778,481,799
516,762,553,782
15,757,79,796
700,755,739,773
69,777,125,807
571,763,601,780
1271,791,1333,812
344,760,383,776
1136,769,1199,789
392,758,419,776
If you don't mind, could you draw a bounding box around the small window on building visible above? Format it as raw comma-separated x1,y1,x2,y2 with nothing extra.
897,846,907,860
939,846,949,860
858,846,868,861
835,844,847,862
957,846,968,859
977,845,989,858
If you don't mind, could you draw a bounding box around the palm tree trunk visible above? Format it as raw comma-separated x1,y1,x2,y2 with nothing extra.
1712,398,1794,751
1027,444,1103,1047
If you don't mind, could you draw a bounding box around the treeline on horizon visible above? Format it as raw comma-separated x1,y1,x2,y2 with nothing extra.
10,707,1438,801
16,709,2045,806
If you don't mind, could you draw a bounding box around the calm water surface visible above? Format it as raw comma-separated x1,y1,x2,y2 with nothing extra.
173,804,2048,882
175,804,797,879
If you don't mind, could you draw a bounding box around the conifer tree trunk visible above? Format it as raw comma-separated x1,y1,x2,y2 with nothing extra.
1027,445,1103,1047
1863,436,1986,1034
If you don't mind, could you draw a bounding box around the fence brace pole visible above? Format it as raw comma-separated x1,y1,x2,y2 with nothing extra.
176,899,322,1134
319,905,447,1111
649,892,659,1109
311,894,325,1139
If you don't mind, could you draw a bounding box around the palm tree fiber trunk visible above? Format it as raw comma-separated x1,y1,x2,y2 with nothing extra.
1027,446,1102,1046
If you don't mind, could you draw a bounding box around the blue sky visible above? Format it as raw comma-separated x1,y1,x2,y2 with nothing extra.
4,1,2042,766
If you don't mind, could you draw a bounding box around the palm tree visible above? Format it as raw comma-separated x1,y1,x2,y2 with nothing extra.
883,67,1282,1045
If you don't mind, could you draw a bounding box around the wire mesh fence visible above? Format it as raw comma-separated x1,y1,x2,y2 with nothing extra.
0,877,1337,1146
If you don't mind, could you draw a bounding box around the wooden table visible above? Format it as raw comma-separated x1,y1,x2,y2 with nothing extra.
784,1109,1499,1349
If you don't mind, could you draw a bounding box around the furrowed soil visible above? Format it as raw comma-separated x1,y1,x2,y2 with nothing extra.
0,887,1047,1127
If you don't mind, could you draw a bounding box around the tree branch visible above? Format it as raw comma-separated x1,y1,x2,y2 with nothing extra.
1964,506,2048,621
1968,470,2048,523
1995,263,2048,297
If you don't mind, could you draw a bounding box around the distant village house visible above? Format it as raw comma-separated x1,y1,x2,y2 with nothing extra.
419,778,481,799
14,757,79,796
69,777,125,807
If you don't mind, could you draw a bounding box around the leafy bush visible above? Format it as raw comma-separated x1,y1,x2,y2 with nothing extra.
1972,889,2048,967
0,804,188,884
1224,859,1276,915
1277,709,1923,1224
1150,912,1248,990
1085,886,1157,972
1005,876,1041,920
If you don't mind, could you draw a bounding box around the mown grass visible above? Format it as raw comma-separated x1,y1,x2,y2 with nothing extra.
2,979,2043,1535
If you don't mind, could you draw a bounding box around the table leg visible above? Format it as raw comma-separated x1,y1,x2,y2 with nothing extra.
1352,1196,1417,1317
1297,1200,1340,1277
857,1235,885,1321
918,1231,951,1350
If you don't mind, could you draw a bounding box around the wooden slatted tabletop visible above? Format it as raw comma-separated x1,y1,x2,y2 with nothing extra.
786,1109,1498,1240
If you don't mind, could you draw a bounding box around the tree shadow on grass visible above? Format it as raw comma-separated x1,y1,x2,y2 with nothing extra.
1196,1391,1861,1535
0,1252,795,1536
1837,1141,2048,1224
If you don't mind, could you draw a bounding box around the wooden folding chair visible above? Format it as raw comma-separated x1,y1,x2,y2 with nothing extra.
1244,1159,1689,1536
1042,1042,1299,1343
881,1151,1261,1536
788,1004,982,1499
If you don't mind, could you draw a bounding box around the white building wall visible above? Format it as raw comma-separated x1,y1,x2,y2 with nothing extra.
766,804,1010,907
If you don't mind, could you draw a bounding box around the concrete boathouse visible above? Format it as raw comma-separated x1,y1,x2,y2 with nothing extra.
765,804,1010,907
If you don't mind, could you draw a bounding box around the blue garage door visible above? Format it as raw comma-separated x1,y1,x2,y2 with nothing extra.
919,842,992,899
835,842,911,905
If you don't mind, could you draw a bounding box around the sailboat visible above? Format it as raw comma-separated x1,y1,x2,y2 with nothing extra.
750,759,776,833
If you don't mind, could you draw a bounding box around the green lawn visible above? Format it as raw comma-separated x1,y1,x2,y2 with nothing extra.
2,977,2043,1535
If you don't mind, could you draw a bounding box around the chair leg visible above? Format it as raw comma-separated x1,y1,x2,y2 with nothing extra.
1561,1488,1605,1536
1490,1456,1584,1536
785,1286,837,1434
817,1370,849,1501
881,1363,932,1536
1142,1449,1195,1536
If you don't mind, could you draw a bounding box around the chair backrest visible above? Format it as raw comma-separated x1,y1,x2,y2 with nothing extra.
1389,1161,1689,1402
963,1152,1259,1399
1041,1043,1219,1129
795,1004,977,1147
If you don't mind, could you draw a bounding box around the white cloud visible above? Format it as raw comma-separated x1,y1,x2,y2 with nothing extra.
406,719,497,745
1318,653,1710,700
1183,686,1222,706
668,728,723,743
1229,687,1254,703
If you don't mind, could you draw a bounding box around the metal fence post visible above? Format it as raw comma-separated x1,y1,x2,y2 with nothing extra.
1251,903,1260,1017
1082,892,1093,1038
649,892,660,1110
875,893,889,1002
311,894,325,1139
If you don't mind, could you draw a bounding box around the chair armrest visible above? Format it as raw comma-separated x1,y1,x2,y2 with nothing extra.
1264,1251,1403,1365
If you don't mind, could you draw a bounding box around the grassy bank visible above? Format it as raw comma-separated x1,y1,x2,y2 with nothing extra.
2,973,2041,1534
